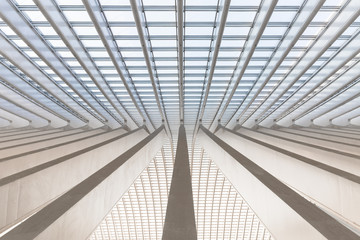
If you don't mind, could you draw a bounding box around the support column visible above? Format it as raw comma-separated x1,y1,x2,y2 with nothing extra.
0,126,165,240
162,125,197,240
198,125,360,240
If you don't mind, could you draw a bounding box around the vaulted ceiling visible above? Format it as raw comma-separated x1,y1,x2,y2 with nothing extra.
0,0,359,136
0,0,359,239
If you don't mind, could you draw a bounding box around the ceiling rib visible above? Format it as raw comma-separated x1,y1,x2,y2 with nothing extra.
83,0,155,131
0,60,88,127
240,0,360,128
35,0,138,128
212,0,278,127
0,0,124,128
217,0,324,129
257,30,360,127
177,0,184,123
267,32,360,127
194,0,232,136
130,0,172,137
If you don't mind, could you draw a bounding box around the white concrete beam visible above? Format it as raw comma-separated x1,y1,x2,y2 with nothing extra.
0,111,29,130
34,0,138,129
279,127,360,146
0,98,48,128
0,128,151,233
245,0,360,128
0,128,66,144
263,127,360,156
219,127,360,227
0,0,123,128
0,64,87,128
246,128,360,176
0,128,83,149
0,128,119,179
0,128,40,137
0,126,165,240
198,126,360,240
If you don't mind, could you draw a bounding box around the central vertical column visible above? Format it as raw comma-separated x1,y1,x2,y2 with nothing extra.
162,125,197,239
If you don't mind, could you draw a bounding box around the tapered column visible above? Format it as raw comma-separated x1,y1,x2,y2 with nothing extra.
0,126,165,240
162,125,197,240
198,125,360,240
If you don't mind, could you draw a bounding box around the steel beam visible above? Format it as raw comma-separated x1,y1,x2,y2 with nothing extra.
0,82,67,128
222,0,323,128
0,33,103,128
313,95,360,127
290,64,360,127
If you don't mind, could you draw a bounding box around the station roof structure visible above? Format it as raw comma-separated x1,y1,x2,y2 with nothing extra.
0,0,359,239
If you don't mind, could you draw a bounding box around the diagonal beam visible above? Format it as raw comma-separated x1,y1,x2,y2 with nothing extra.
0,126,165,240
0,117,10,128
279,61,360,127
34,0,139,129
0,62,87,128
0,0,123,128
129,0,172,137
313,95,360,127
215,0,278,127
82,0,155,131
194,0,231,131
162,125,197,239
260,30,360,128
0,24,103,129
331,107,360,126
198,125,360,240
0,108,29,128
226,0,322,128
0,97,49,128
176,0,184,122
240,0,360,128
0,80,68,128
349,114,360,126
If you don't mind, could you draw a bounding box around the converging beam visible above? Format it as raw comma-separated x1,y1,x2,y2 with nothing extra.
0,126,165,240
176,0,184,122
162,125,197,240
198,125,360,240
